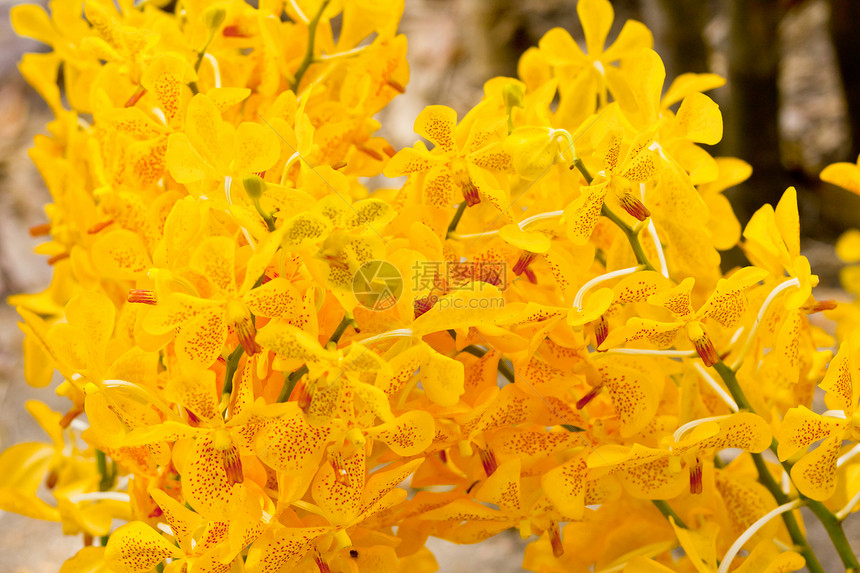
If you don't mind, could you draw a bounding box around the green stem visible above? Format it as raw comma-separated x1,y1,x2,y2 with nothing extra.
572,158,657,272
253,198,277,232
712,361,753,411
573,158,592,184
446,201,468,239
459,344,515,384
497,358,515,384
276,315,351,402
713,360,838,573
277,365,308,403
188,34,216,94
806,499,860,570
652,499,687,529
96,450,112,492
291,0,331,92
328,315,352,346
600,205,657,272
222,344,245,398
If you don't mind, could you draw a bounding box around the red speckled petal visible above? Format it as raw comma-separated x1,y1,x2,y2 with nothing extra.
819,340,858,413
312,446,367,527
180,435,240,520
647,277,695,320
776,406,846,461
599,317,682,350
243,277,302,318
696,412,773,453
365,411,435,456
165,368,221,425
542,453,589,519
421,163,458,207
790,433,841,501
612,270,673,305
375,344,427,395
254,407,335,478
140,54,193,124
256,320,326,370
244,525,332,573
421,498,506,522
91,229,152,281
190,236,237,296
142,293,222,335
149,488,201,551
698,266,768,328
382,145,438,177
175,306,228,369
474,458,523,514
563,178,610,245
414,105,457,154
359,458,423,518
595,361,659,438
714,469,779,544
104,521,182,573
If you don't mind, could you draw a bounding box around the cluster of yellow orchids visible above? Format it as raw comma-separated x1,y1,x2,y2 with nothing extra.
7,0,860,571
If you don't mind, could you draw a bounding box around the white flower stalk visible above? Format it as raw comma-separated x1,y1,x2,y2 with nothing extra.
203,53,221,88
731,277,801,370
646,219,669,278
519,209,564,229
693,363,739,413
602,348,696,358
68,491,131,504
573,266,639,310
289,0,309,23
717,499,802,573
280,151,303,186
730,326,745,346
359,328,414,346
837,443,860,469
448,210,565,240
837,489,860,521
673,415,732,444
319,45,369,60
224,177,256,249
639,183,668,278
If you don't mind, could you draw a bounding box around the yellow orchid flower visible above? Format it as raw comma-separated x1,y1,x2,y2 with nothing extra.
142,228,311,369
563,128,657,245
166,93,282,195
601,266,768,367
537,0,653,122
589,412,772,498
776,338,860,501
821,152,860,195
383,105,514,210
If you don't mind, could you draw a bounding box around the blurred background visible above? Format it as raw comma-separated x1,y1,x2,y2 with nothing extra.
1,0,859,571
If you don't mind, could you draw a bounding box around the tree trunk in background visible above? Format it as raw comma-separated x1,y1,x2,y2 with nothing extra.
726,0,787,223
657,0,710,78
830,0,860,160
462,0,524,84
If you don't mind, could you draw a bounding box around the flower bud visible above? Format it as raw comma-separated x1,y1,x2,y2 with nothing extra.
203,6,227,32
243,174,267,200
502,83,524,111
